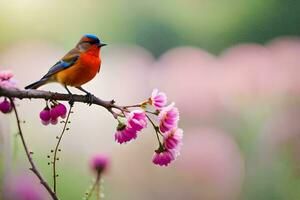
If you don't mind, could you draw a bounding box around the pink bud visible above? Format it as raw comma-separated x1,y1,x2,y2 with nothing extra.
55,103,67,118
50,106,60,120
90,154,109,174
39,108,51,122
0,99,12,114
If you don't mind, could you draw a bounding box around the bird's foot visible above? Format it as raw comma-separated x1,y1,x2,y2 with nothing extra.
85,93,94,106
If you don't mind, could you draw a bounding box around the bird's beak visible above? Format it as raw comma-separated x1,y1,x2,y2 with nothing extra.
98,43,107,47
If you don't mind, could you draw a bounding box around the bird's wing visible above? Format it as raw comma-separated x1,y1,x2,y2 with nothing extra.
42,49,80,79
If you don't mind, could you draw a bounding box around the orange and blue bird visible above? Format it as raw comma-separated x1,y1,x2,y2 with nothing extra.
25,34,106,102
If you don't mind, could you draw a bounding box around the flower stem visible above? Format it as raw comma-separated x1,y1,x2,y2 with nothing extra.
52,103,73,193
96,180,100,200
10,98,58,200
123,104,142,109
85,173,101,200
145,114,163,147
145,110,159,115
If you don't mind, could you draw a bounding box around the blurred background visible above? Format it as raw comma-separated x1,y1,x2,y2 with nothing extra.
1,0,300,199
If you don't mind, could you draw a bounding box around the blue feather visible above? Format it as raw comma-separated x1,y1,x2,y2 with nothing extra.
42,56,79,79
84,34,99,40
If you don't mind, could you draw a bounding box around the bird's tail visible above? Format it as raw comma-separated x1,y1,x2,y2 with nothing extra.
25,78,48,89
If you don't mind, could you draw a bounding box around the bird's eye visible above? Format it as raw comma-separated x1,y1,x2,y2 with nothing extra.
89,40,99,44
82,40,98,45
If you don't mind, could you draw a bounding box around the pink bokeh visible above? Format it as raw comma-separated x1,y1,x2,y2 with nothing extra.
178,127,244,200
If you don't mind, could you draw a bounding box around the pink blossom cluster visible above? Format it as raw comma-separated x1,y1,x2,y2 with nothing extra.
0,70,17,89
39,103,67,125
114,89,183,167
152,128,183,166
152,103,182,166
149,89,183,166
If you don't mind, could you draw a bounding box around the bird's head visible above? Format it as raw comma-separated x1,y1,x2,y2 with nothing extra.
77,34,107,52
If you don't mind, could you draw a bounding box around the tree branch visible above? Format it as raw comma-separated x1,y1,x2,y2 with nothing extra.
0,87,125,118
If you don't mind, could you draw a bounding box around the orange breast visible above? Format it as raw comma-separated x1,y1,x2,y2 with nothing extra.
55,53,101,87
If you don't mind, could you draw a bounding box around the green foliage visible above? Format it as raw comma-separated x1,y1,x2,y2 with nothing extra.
0,0,299,55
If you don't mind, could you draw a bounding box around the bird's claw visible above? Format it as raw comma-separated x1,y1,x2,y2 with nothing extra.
85,93,94,106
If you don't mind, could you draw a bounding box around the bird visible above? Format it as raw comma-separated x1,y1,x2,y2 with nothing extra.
25,34,107,104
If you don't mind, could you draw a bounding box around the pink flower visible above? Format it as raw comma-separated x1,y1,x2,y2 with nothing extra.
39,107,51,125
150,88,167,110
158,103,179,133
115,125,137,144
39,103,67,126
0,70,17,89
0,71,13,80
0,99,12,114
50,106,60,120
90,154,110,174
52,103,67,119
164,128,183,150
152,128,183,166
115,110,147,144
152,149,175,166
128,110,147,131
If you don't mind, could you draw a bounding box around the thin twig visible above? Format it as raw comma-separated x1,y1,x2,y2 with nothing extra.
52,104,73,193
10,98,59,200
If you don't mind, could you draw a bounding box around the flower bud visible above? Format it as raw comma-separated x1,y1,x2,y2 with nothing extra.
0,99,12,114
90,154,109,174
